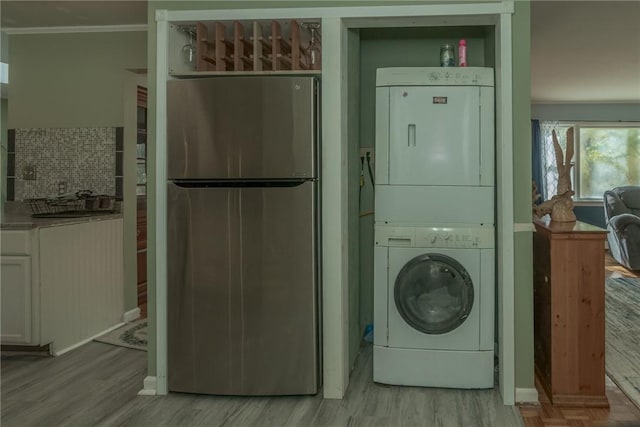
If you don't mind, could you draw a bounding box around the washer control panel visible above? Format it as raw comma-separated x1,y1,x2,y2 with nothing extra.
376,225,495,249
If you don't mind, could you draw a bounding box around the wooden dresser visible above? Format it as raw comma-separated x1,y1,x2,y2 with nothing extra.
533,217,609,408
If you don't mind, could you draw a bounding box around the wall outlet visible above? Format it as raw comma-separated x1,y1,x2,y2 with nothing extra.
360,147,375,184
58,181,67,195
23,164,37,181
360,147,374,165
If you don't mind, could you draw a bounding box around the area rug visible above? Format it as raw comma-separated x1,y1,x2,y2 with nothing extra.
605,276,640,408
94,319,147,351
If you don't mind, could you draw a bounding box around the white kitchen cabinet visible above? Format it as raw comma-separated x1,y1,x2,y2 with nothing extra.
1,217,124,354
1,256,33,344
0,229,40,346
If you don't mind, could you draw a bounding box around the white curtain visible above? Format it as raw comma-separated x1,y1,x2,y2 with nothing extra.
539,121,572,201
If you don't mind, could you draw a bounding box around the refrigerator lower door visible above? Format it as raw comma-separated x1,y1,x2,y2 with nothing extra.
167,181,318,395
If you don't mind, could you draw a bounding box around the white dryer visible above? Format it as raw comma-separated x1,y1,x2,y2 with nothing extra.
375,67,495,189
374,67,495,226
373,224,495,388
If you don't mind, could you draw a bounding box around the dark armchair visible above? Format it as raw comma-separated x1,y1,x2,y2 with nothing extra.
604,186,640,270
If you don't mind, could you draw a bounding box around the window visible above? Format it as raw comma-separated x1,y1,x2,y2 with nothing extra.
540,122,640,202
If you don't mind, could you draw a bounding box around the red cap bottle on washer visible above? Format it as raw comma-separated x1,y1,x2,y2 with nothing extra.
458,39,467,67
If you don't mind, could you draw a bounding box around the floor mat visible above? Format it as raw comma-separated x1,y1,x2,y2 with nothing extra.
94,319,147,351
605,276,640,408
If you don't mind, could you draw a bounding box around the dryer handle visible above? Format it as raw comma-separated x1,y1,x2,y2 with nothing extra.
408,124,416,147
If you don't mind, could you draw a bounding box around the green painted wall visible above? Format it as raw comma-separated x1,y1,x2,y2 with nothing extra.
532,103,640,122
146,0,383,380
6,31,147,314
512,0,534,390
146,2,533,392
8,31,146,128
348,28,362,370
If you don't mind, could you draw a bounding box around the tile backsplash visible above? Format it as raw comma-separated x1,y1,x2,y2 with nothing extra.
7,127,123,201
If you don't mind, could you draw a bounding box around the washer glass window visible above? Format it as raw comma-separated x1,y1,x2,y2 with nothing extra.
394,253,474,335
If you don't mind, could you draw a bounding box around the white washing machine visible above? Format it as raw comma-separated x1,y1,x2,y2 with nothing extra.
373,224,495,388
372,67,496,389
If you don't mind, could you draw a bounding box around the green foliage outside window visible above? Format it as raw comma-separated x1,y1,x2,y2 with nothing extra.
579,127,640,199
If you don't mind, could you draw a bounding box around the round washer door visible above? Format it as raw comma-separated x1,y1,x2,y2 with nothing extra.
394,253,474,335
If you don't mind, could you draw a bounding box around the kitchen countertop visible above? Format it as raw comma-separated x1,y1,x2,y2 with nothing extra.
2,202,123,230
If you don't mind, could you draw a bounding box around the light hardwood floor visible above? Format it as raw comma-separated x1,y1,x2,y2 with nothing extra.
2,342,523,426
6,254,636,426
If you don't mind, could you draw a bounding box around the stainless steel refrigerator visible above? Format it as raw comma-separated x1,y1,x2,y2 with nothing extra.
166,76,320,396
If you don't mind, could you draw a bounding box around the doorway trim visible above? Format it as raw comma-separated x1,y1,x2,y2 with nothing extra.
153,1,516,404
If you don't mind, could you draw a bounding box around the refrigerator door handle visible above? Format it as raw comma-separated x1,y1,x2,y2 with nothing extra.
170,179,312,188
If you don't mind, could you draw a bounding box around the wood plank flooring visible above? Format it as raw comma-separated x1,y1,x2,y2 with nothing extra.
519,375,640,426
2,342,523,426
518,251,640,426
5,254,637,426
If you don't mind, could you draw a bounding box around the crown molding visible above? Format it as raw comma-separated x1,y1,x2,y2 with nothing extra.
3,24,147,35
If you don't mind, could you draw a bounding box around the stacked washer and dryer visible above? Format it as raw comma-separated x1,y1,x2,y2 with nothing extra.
373,67,496,389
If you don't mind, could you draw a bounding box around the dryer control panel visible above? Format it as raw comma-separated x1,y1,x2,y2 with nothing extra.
376,67,494,87
375,225,495,249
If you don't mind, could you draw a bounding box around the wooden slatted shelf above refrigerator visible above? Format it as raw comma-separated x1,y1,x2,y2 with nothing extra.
168,19,321,76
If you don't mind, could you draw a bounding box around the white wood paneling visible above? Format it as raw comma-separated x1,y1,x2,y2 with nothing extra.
155,10,170,396
39,219,124,355
1,230,32,255
0,256,32,344
496,7,515,406
321,16,350,399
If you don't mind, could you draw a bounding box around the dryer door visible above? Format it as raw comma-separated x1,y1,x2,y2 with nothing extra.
394,253,473,335
388,86,481,186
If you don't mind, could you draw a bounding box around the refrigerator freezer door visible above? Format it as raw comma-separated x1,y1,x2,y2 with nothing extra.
167,181,318,395
167,77,317,180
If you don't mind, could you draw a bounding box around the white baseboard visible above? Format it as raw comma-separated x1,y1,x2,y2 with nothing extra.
122,307,141,323
515,387,539,404
138,376,157,396
53,322,125,356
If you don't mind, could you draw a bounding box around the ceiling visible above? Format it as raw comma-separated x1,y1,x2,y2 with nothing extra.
1,1,147,28
1,1,639,103
531,1,640,103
